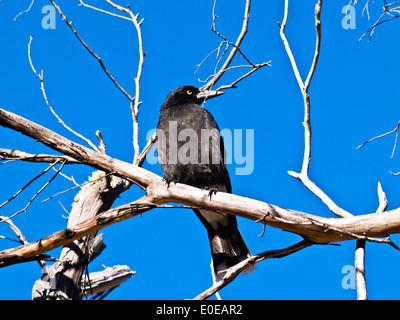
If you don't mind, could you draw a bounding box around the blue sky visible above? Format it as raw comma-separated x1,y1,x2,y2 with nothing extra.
1,0,400,300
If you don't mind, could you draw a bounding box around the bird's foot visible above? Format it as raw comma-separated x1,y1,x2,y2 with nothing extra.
163,177,176,188
202,186,218,200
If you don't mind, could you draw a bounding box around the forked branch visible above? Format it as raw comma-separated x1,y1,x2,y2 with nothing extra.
28,36,99,152
51,0,146,163
279,0,352,219
199,0,270,92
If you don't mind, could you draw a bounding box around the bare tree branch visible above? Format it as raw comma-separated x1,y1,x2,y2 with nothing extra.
193,240,313,300
49,0,133,101
359,1,400,41
31,169,130,300
77,0,132,21
28,36,100,152
13,0,35,21
81,265,135,298
6,160,66,222
357,120,400,158
0,148,79,164
0,215,28,246
75,0,145,164
103,0,145,164
355,182,388,300
281,0,321,177
0,199,155,268
1,168,400,269
216,62,271,91
41,171,115,203
136,132,157,167
199,0,270,92
0,160,63,220
279,0,353,219
201,0,251,90
0,108,159,189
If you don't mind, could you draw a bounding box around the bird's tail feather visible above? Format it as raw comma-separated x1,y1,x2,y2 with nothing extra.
194,209,256,282
209,225,256,281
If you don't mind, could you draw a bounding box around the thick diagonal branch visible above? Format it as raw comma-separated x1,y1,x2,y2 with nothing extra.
1,107,400,270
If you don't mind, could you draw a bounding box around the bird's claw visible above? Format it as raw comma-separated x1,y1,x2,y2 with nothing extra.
202,186,218,200
163,177,176,188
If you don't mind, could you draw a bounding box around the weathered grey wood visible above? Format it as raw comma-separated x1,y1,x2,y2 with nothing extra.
0,199,155,269
0,148,80,164
81,265,135,298
32,172,129,299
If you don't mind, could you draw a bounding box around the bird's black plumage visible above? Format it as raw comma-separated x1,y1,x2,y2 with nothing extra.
155,85,254,281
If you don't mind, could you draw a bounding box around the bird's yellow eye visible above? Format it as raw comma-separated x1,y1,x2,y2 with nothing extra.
186,90,193,95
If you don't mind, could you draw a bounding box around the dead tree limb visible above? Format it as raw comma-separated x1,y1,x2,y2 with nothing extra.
193,239,313,300
2,106,400,272
31,171,129,300
199,0,270,92
80,265,135,298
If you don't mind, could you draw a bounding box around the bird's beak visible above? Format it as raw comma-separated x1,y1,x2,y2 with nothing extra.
196,89,224,101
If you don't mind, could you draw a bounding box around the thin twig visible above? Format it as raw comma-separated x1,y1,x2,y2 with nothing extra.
1,161,67,223
51,166,79,186
0,216,28,245
0,214,49,274
357,120,400,158
96,130,107,155
300,0,322,176
0,214,50,272
135,133,157,167
14,0,35,21
201,0,267,90
359,0,372,20
0,148,79,164
0,161,60,211
278,0,304,90
288,171,353,218
216,62,271,91
77,0,132,21
41,170,115,203
355,240,367,300
76,0,145,164
193,240,313,300
49,0,133,101
104,0,145,164
359,1,400,41
0,198,156,268
199,64,258,83
28,36,100,152
280,0,321,175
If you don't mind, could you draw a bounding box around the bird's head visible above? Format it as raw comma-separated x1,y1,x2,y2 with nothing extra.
161,85,224,107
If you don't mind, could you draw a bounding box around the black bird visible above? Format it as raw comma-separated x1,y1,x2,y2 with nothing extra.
155,85,254,281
